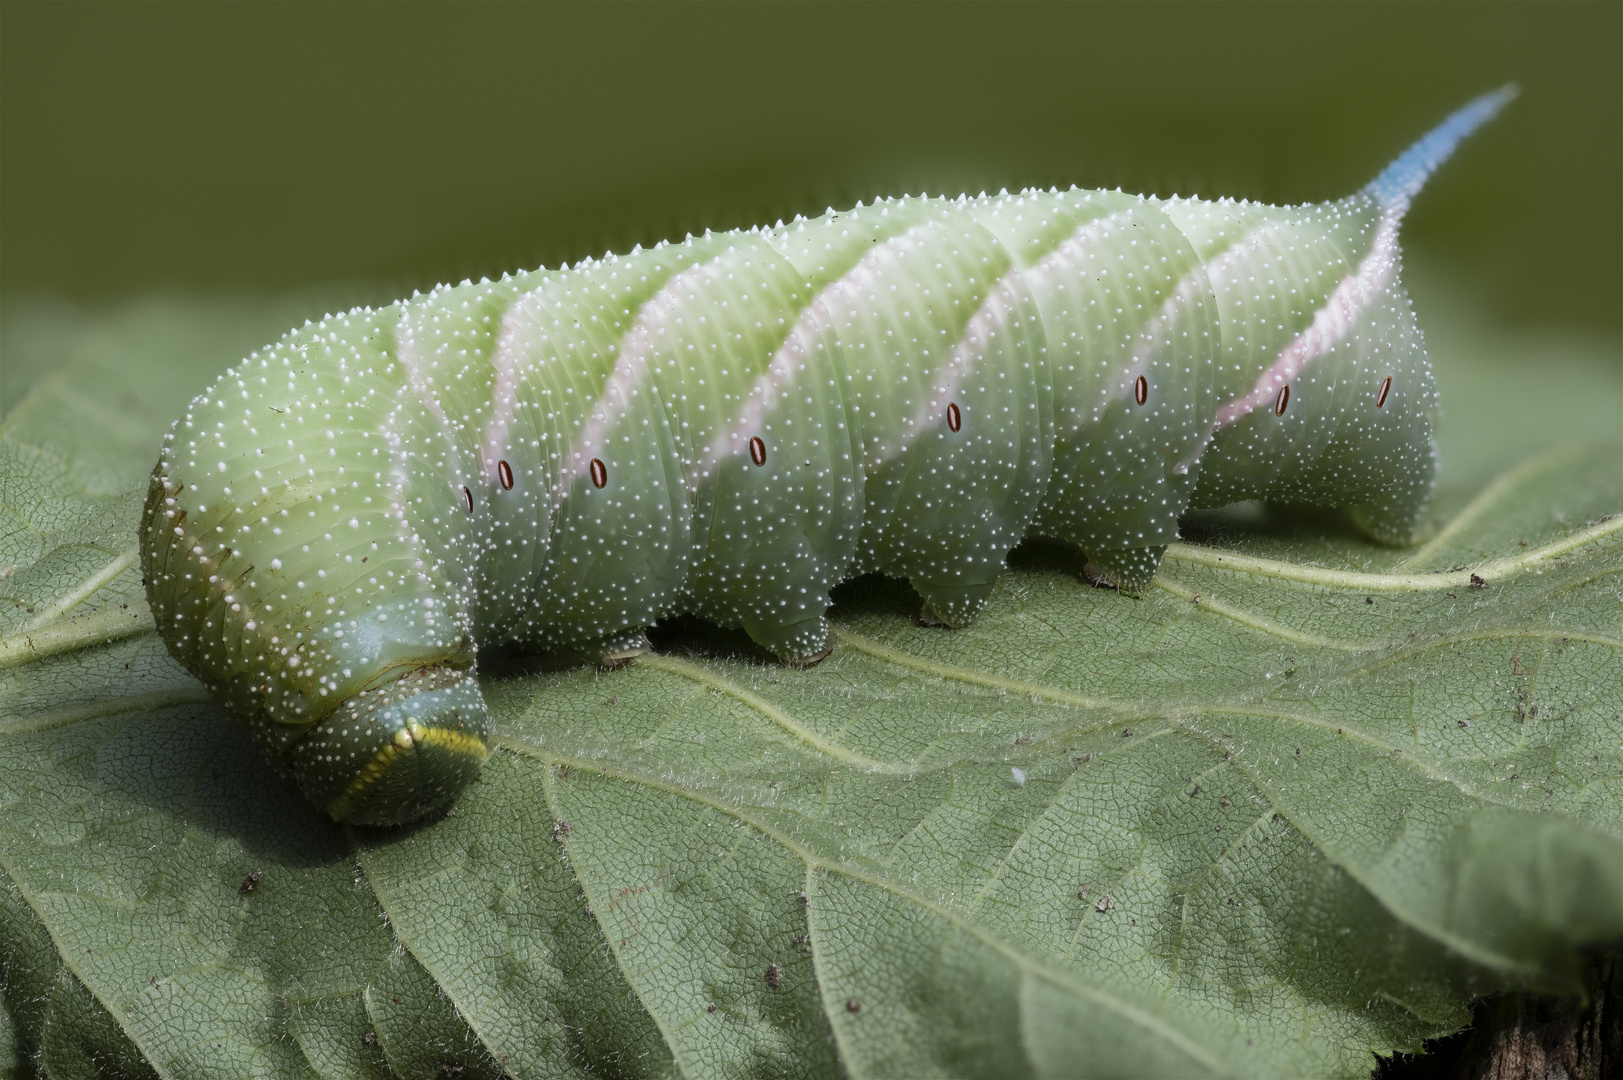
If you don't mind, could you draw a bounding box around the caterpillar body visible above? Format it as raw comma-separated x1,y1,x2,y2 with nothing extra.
142,90,1513,824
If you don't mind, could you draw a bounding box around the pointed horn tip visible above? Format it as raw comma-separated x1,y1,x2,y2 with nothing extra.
1363,84,1520,211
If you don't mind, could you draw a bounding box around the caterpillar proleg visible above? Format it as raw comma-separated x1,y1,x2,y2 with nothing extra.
142,88,1515,823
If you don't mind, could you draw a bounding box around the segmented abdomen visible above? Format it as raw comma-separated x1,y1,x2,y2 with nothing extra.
444,188,1423,657
147,187,1432,734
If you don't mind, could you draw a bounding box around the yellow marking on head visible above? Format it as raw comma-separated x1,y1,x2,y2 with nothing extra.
327,725,489,821
413,724,489,760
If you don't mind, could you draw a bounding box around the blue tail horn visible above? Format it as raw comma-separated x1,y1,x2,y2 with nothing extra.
1364,84,1518,211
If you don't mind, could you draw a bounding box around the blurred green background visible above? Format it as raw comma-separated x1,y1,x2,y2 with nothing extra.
2,1,1618,332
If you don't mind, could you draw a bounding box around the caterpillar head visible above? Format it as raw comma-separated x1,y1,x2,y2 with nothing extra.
140,463,489,827
289,664,490,826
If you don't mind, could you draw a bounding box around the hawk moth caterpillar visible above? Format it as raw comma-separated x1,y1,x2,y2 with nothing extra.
141,88,1515,824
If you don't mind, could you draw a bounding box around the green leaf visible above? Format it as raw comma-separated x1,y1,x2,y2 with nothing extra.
1,284,1620,1078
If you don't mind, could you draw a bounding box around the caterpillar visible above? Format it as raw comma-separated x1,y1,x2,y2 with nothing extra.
141,88,1514,824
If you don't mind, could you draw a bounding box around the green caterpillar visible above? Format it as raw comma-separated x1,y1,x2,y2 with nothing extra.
142,88,1514,824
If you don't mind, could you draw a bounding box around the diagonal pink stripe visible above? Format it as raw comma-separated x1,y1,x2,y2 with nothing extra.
1208,207,1400,433
480,300,528,487
698,223,941,476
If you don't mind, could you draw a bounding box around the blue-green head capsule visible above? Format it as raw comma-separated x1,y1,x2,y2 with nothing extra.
290,664,489,826
140,436,490,826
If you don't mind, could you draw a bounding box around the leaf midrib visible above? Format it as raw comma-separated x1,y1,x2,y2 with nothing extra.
500,736,1233,1078
1162,513,1622,592
492,653,1580,1014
